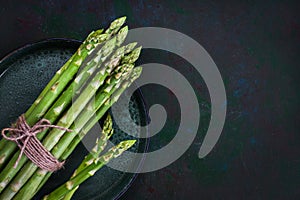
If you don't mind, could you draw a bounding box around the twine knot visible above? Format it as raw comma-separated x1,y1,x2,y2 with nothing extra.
1,114,72,172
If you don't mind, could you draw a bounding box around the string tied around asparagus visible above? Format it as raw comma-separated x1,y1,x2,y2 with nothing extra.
1,114,72,172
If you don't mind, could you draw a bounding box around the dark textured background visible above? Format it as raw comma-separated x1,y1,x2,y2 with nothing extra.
0,0,299,199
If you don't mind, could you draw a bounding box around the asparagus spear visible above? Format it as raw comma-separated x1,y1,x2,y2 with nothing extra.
13,67,142,200
0,17,127,171
44,140,137,200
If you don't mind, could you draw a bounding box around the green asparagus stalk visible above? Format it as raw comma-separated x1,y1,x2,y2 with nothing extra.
0,17,127,171
44,140,137,200
14,67,142,200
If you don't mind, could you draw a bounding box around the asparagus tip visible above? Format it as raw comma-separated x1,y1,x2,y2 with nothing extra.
121,46,142,64
86,29,105,44
117,140,137,151
106,16,127,34
103,114,113,133
106,113,112,122
131,67,143,81
120,25,129,33
94,29,104,35
126,42,138,50
130,46,142,63
116,26,129,46
117,16,127,24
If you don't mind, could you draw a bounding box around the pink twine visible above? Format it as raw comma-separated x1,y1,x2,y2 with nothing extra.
1,114,72,172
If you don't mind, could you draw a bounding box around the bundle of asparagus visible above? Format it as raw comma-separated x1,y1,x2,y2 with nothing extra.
0,16,142,199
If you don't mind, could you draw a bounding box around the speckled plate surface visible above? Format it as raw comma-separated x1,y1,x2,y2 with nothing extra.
0,39,148,200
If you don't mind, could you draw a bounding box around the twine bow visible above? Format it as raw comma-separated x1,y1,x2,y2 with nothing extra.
1,115,72,172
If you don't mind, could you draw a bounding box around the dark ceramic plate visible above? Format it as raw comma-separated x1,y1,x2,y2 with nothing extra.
0,39,148,200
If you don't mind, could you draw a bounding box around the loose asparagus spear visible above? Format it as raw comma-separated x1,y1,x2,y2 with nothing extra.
44,140,137,200
14,67,142,200
0,17,127,171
